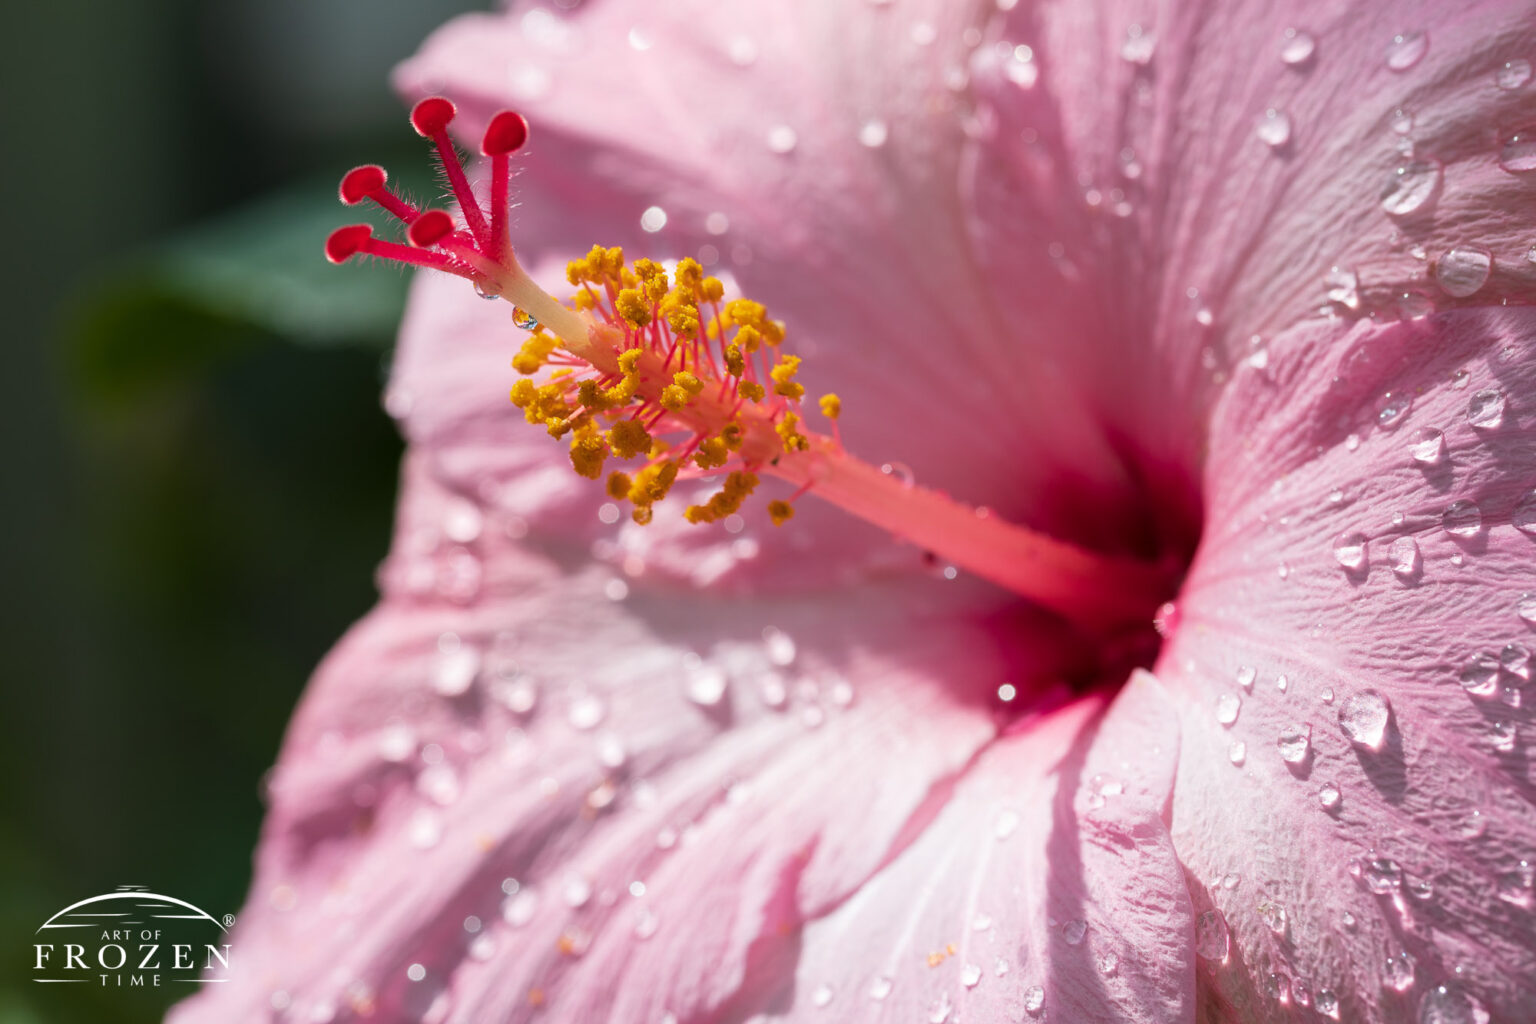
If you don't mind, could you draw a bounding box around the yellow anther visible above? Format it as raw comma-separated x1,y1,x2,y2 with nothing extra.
725,299,767,327
616,288,652,327
720,421,744,450
664,302,700,337
701,277,725,303
675,258,704,291
628,460,679,505
510,379,538,408
739,381,766,402
604,246,625,276
683,470,758,524
762,320,786,346
545,416,573,438
673,371,704,395
513,333,560,374
602,375,638,405
819,393,842,420
660,384,691,411
632,506,654,525
770,355,804,399
693,436,729,469
776,411,809,451
569,433,608,479
735,325,762,353
768,500,795,525
573,289,596,311
606,471,632,500
607,418,652,459
644,275,670,303
724,344,745,378
633,258,663,283
618,349,644,374
577,380,612,411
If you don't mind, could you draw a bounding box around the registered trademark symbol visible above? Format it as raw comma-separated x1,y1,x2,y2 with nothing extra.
223,914,235,927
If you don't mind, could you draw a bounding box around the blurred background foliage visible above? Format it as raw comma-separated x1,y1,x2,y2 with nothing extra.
1,0,485,1019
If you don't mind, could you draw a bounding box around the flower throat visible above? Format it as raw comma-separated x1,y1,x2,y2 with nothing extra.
327,97,1175,635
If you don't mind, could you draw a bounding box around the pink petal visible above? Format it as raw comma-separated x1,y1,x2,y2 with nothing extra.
170,453,1091,1022
1160,307,1536,1021
776,671,1193,1023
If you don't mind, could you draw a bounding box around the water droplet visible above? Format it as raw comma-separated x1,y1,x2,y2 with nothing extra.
1520,593,1536,626
1339,690,1391,749
567,692,606,730
1278,562,1291,580
1390,536,1421,578
1378,393,1413,429
1506,489,1536,535
1499,131,1536,173
1381,160,1443,216
1418,984,1489,1024
1195,909,1230,960
1324,265,1360,309
863,975,893,1001
1467,389,1506,429
1442,500,1483,538
1362,854,1403,894
502,888,539,927
409,809,442,849
1499,58,1533,89
473,280,501,301
1222,872,1242,889
432,638,480,697
1459,653,1501,698
766,124,798,154
1278,723,1312,763
1228,740,1247,765
1120,24,1155,64
1024,985,1045,1015
1385,31,1429,71
685,663,728,707
1256,108,1292,147
1061,919,1087,945
1316,988,1341,1019
1276,674,1289,693
1280,28,1316,65
1236,666,1257,691
811,983,833,1009
1258,899,1288,935
879,461,915,488
857,119,888,148
1497,860,1534,905
1491,720,1518,752
1332,532,1368,570
1503,642,1532,680
961,962,983,988
1409,427,1445,464
993,808,1021,839
1319,781,1342,809
928,992,953,1023
1436,246,1492,297
512,307,538,330
1210,692,1240,727
1382,951,1413,994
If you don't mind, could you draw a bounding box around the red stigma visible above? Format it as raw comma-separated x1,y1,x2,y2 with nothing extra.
410,96,457,137
325,96,532,277
408,210,455,248
339,165,387,205
325,224,373,264
482,111,530,156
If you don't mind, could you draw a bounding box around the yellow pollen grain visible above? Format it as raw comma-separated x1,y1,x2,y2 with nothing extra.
569,434,608,479
616,288,651,327
674,371,704,395
606,471,632,500
607,419,652,459
739,381,765,402
819,393,841,419
660,384,691,411
768,500,795,525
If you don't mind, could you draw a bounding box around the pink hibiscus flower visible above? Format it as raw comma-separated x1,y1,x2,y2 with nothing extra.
172,1,1536,1021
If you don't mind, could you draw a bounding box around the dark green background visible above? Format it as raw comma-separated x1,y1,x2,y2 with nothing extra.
1,1,485,1019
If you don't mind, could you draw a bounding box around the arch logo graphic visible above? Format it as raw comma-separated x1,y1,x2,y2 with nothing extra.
33,885,233,989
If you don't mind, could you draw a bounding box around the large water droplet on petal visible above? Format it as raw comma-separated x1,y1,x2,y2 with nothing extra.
1195,909,1230,960
1409,427,1445,464
928,992,953,1023
1389,536,1421,579
1498,58,1533,89
1279,28,1316,65
1442,500,1483,538
1381,161,1443,216
1362,854,1403,894
1258,899,1288,935
1459,654,1501,698
1324,265,1360,309
1498,131,1536,174
1278,723,1312,763
1216,693,1242,726
810,984,833,1008
1256,108,1292,148
1319,781,1342,809
1418,984,1489,1024
1333,531,1368,570
1024,986,1045,1016
1435,246,1492,297
1339,690,1391,749
1120,24,1155,65
1467,389,1506,429
868,976,893,1001
1512,490,1536,534
766,124,798,154
1061,919,1087,945
1385,30,1429,71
